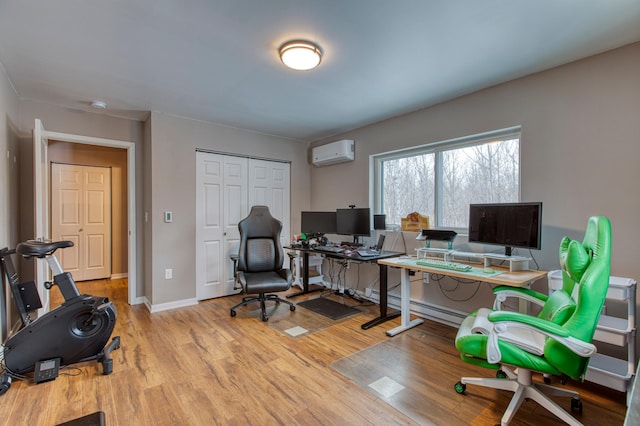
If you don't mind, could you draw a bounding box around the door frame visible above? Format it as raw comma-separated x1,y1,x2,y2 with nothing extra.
34,119,138,305
51,163,113,281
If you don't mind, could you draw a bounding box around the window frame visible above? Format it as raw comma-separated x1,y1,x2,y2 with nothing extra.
372,126,522,231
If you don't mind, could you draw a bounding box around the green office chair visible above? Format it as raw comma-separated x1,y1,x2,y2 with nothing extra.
454,216,611,426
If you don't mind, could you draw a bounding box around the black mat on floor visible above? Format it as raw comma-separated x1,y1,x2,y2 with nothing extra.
297,297,360,320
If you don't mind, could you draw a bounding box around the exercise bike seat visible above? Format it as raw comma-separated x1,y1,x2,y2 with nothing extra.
17,240,74,258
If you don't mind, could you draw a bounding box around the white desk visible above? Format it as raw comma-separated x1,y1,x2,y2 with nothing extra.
376,257,548,337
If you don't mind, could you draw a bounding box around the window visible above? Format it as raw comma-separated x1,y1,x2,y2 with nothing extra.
374,128,520,229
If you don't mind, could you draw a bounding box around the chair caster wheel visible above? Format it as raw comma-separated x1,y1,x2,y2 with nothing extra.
230,309,236,317
544,376,551,384
262,314,269,322
454,381,466,394
496,370,507,379
571,397,583,415
290,305,296,312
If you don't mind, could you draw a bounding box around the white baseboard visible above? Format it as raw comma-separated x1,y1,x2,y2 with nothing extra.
110,273,128,280
130,296,146,305
144,297,199,313
365,289,468,328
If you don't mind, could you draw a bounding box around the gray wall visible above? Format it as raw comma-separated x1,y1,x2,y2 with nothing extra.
0,60,21,341
146,112,311,305
17,100,146,299
310,42,640,314
3,41,638,316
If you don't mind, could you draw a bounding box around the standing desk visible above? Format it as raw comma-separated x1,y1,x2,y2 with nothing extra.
377,257,548,337
285,246,404,329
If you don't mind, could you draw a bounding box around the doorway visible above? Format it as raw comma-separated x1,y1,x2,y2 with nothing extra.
33,119,138,305
51,163,113,281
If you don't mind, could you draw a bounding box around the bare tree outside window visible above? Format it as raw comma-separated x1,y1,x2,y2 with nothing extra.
378,133,519,229
381,153,435,226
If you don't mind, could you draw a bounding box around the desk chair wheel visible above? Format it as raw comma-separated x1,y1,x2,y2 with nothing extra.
454,381,466,394
496,370,507,379
230,309,237,317
571,397,583,415
290,305,296,312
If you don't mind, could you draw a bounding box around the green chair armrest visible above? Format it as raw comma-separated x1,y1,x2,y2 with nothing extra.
492,286,548,310
488,310,569,337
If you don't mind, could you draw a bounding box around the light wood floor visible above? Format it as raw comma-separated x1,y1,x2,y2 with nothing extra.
1,279,627,425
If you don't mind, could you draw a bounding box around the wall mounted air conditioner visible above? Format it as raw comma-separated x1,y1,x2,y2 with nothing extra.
312,139,355,167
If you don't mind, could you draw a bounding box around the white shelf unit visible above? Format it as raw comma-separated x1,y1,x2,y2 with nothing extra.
291,253,326,288
550,271,637,398
415,247,531,272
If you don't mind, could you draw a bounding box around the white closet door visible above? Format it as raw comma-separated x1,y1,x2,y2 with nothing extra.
196,152,248,300
248,159,291,248
51,163,112,281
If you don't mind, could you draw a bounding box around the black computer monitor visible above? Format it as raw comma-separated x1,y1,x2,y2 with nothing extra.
336,208,371,238
300,211,337,235
468,202,542,256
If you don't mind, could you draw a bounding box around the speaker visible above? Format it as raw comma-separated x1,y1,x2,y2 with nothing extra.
373,214,386,230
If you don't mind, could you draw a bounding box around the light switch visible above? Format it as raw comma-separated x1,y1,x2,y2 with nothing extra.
164,211,172,223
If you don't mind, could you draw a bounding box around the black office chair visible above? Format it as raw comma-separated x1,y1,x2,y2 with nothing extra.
230,205,296,322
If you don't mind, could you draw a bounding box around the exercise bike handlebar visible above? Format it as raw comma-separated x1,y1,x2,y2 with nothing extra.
16,240,74,258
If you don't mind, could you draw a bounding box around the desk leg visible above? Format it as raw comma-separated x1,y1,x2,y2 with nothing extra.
385,268,424,336
287,250,324,298
361,263,401,330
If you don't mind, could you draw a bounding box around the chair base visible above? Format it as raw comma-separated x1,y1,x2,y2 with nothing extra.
458,368,583,426
230,293,296,322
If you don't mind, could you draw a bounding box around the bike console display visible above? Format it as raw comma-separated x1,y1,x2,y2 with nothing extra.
34,358,60,383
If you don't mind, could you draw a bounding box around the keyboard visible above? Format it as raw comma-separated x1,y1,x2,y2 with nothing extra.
415,258,472,272
313,245,345,253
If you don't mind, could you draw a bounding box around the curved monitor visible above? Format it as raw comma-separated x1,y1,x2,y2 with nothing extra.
468,202,542,256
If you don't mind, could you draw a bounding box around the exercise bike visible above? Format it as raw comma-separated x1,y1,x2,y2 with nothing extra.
0,240,121,395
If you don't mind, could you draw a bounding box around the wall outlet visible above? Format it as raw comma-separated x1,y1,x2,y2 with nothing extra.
422,272,429,284
165,268,173,279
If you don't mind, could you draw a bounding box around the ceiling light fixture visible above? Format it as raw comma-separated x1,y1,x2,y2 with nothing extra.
279,40,322,71
91,100,107,109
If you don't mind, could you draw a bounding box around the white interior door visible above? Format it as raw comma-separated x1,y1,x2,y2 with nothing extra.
196,152,248,300
51,163,112,281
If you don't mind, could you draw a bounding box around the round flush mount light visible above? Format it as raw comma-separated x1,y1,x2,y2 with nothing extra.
279,40,322,71
91,100,107,109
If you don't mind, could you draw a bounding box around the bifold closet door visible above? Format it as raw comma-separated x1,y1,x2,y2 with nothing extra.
196,152,247,300
248,159,291,248
196,152,291,300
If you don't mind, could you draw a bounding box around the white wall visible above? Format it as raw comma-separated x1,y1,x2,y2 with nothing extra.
310,42,640,317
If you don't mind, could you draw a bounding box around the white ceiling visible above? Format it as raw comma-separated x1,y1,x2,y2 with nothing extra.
1,1,639,142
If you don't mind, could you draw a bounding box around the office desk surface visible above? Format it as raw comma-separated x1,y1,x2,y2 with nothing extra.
378,257,547,287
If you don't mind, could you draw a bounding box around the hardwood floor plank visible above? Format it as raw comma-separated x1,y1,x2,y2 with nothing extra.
1,279,628,425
